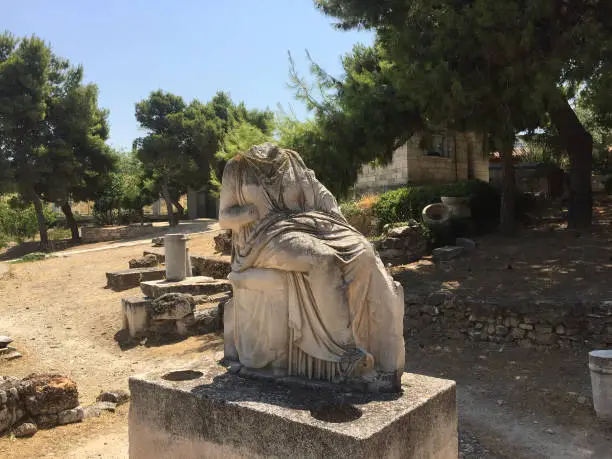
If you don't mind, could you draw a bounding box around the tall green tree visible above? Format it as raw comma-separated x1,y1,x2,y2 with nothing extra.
315,0,612,229
0,33,53,246
0,33,115,245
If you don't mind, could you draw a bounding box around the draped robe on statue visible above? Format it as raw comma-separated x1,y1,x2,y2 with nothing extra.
220,143,405,382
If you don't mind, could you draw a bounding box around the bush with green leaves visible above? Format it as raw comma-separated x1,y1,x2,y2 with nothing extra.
0,199,57,244
373,180,501,228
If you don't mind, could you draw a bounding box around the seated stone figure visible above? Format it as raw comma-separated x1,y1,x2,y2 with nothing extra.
220,143,405,390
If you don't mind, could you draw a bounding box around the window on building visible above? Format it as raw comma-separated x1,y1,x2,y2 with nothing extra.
425,130,454,158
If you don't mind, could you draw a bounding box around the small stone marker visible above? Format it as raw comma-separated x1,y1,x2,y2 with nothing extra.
0,336,13,348
432,245,465,262
13,422,37,438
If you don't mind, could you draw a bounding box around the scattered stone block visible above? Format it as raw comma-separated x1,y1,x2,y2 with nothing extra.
432,246,464,263
0,347,22,361
0,336,13,348
140,277,231,299
143,250,165,264
106,267,166,292
129,365,458,459
190,255,231,279
94,401,117,413
122,297,152,338
129,254,159,269
96,389,130,406
214,230,232,255
82,405,102,419
455,238,476,251
151,293,195,320
21,374,79,417
57,406,84,425
152,237,164,247
13,422,37,438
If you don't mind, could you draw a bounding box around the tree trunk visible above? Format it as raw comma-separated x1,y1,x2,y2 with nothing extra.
161,183,178,227
548,92,593,228
173,199,184,218
60,201,80,241
30,190,49,250
499,139,516,236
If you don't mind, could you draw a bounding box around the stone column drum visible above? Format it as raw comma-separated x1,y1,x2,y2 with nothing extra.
164,234,188,282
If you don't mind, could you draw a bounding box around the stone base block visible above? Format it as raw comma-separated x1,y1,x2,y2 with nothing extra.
140,277,231,299
106,267,165,291
122,297,153,338
129,364,457,459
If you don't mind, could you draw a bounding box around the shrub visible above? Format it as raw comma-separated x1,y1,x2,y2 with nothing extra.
0,200,57,243
373,180,501,228
339,194,380,236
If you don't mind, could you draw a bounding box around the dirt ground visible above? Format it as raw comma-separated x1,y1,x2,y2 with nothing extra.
1,205,612,458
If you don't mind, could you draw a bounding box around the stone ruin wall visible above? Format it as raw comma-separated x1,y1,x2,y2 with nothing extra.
404,291,612,349
81,225,160,243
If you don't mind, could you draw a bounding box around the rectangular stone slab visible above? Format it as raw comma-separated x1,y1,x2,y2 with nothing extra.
106,268,166,292
129,364,458,459
140,276,231,299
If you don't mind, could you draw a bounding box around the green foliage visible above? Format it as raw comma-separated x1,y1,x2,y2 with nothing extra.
0,199,56,243
93,150,153,225
135,90,273,216
282,46,422,197
315,0,612,228
338,201,361,218
0,32,114,243
16,252,47,263
373,181,500,228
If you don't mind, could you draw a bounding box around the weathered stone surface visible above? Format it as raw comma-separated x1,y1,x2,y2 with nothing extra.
432,246,464,263
190,256,231,279
129,254,159,269
0,336,13,348
37,413,59,429
151,293,195,320
96,389,130,406
214,230,232,255
106,267,166,292
82,405,102,419
0,347,22,360
13,422,37,437
192,306,222,334
94,401,117,412
140,277,231,299
129,365,458,459
143,250,165,264
21,374,79,416
375,222,428,263
57,406,84,425
152,237,164,247
122,297,152,338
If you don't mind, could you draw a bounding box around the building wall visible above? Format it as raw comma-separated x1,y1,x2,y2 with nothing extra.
353,144,409,194
353,131,489,194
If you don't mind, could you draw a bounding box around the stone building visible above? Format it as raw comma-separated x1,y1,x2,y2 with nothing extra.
353,130,489,195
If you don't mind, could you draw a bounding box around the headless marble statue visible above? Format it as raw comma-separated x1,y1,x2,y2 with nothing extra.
220,143,405,391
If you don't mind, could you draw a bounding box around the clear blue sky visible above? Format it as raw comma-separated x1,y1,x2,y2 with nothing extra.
4,0,373,151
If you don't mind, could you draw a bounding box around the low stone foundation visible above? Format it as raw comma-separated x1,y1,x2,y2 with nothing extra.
404,292,612,348
106,268,166,291
81,224,159,243
140,277,231,299
142,251,231,279
129,363,457,459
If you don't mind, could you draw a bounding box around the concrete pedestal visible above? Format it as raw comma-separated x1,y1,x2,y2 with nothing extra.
129,363,457,459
